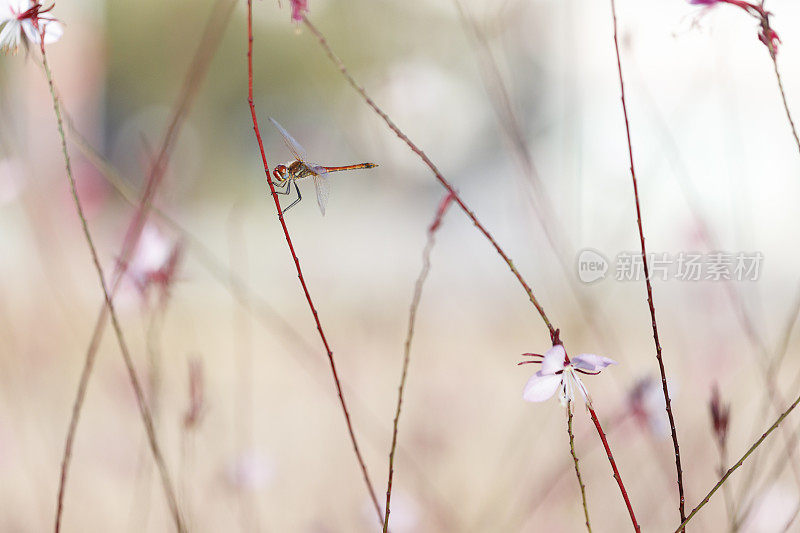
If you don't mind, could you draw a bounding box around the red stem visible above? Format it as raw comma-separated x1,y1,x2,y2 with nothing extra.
608,0,686,523
589,407,640,531
245,2,382,524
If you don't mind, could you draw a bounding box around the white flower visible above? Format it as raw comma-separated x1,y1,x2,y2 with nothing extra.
126,223,182,299
522,345,616,407
0,1,62,55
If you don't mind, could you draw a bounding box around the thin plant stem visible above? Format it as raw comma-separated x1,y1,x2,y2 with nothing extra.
767,39,800,158
179,413,198,533
588,407,640,532
246,2,383,524
735,354,800,512
53,2,235,529
125,305,169,532
567,401,592,532
607,0,686,523
717,443,736,531
734,416,800,529
40,41,184,533
675,390,800,532
302,17,555,338
383,193,454,533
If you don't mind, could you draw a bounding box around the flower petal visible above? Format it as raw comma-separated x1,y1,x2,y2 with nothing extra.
0,0,26,21
0,19,20,54
21,18,62,46
522,372,561,402
41,21,63,44
20,18,37,44
571,353,616,372
558,379,570,406
540,345,566,375
571,372,592,405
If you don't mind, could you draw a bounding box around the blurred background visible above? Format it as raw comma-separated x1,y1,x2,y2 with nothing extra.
2,0,800,530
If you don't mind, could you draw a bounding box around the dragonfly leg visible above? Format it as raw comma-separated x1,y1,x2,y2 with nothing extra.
273,180,292,195
271,180,293,212
281,180,302,214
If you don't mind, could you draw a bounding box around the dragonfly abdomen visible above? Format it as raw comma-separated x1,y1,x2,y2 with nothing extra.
322,163,378,173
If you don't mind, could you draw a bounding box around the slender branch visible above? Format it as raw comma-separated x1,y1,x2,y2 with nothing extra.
53,3,235,529
734,415,800,528
607,0,686,522
41,41,184,533
675,391,800,532
588,407,639,531
765,22,800,158
302,17,555,338
246,2,382,524
567,401,592,532
383,194,454,532
771,58,800,156
715,440,735,530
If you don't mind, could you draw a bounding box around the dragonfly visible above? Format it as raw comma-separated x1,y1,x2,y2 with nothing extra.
268,117,378,215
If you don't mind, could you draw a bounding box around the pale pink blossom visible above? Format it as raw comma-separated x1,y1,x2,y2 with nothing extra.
126,223,183,302
0,1,62,55
521,344,615,407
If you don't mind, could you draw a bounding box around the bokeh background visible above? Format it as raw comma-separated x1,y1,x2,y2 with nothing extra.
2,0,800,531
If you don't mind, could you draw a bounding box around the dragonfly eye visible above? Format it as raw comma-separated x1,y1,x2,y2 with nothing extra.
273,165,288,182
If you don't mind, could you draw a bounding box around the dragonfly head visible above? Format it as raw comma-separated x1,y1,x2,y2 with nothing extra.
272,164,289,184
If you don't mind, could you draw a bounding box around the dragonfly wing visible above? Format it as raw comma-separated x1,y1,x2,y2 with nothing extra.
312,169,331,216
269,117,310,162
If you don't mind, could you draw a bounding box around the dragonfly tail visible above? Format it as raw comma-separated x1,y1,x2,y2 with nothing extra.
321,163,378,173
